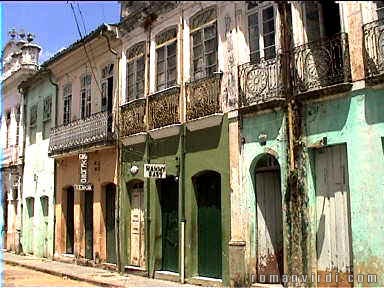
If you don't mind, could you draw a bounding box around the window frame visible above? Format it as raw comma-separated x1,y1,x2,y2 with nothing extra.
29,104,38,145
80,74,92,119
63,84,72,125
247,1,278,62
155,27,178,91
101,63,114,112
42,96,52,140
190,7,218,81
126,42,146,102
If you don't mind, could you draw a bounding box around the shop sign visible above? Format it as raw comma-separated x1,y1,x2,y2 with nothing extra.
75,153,92,191
144,164,166,179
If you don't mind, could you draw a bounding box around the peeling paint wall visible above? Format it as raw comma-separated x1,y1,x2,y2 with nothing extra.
304,89,384,287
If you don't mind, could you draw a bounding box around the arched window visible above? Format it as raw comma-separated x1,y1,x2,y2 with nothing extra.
126,42,146,102
155,27,177,91
190,7,218,80
101,63,114,112
80,74,92,119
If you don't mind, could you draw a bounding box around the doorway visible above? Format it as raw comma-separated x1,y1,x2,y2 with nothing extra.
194,171,222,279
25,197,35,254
65,186,74,254
129,181,145,268
254,154,283,283
157,176,179,272
314,145,352,286
40,196,49,258
84,191,93,260
105,183,116,264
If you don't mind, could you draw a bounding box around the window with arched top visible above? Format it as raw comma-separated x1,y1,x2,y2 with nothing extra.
126,42,146,102
190,7,218,80
101,63,114,112
63,84,72,125
80,74,92,119
155,27,177,91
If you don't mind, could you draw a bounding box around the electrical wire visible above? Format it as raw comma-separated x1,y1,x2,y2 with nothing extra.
69,1,103,98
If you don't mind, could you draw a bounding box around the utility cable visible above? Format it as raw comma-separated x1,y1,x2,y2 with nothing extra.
69,2,103,98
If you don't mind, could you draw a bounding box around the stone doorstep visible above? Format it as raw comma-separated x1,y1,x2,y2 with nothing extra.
154,270,180,282
251,283,284,288
186,276,223,287
4,258,123,288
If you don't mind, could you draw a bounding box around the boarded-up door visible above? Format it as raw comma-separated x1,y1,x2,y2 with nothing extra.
130,182,145,267
106,184,116,264
84,191,93,260
255,155,283,283
196,172,222,279
66,187,74,254
315,145,352,285
159,177,179,272
25,197,35,254
41,196,49,258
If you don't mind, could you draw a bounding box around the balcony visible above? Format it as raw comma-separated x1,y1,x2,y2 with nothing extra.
186,72,222,121
363,19,384,83
48,111,114,156
148,86,180,130
120,98,146,138
238,56,285,109
292,33,352,97
1,146,19,167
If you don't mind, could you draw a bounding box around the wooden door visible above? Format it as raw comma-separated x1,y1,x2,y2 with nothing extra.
41,196,49,258
66,187,74,254
315,145,352,286
196,172,222,279
84,191,93,260
26,198,35,254
130,182,145,267
159,177,179,272
106,184,116,264
255,169,283,282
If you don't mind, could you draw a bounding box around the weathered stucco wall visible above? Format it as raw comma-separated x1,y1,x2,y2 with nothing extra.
54,148,117,263
303,89,384,286
22,76,56,258
240,109,288,284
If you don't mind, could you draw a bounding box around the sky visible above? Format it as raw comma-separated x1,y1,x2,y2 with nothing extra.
1,1,120,63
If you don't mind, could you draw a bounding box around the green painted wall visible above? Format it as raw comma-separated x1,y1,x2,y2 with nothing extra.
241,109,288,282
119,115,230,285
22,75,56,258
303,89,384,286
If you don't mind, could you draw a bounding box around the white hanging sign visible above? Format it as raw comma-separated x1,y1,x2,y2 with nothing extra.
144,164,166,179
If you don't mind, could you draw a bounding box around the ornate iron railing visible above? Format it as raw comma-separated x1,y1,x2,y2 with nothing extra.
238,56,285,108
48,111,114,155
363,19,384,80
292,33,351,94
148,86,180,130
120,98,146,137
186,72,222,121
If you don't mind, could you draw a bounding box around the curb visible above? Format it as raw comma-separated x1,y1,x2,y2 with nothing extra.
4,259,124,287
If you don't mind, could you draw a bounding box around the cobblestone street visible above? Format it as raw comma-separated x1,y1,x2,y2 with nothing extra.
4,264,97,287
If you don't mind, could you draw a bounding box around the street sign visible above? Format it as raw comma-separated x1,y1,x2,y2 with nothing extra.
144,164,166,179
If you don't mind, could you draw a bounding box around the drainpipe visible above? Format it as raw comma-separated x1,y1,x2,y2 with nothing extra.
178,5,186,284
144,19,152,279
17,85,27,255
48,69,59,259
102,24,123,272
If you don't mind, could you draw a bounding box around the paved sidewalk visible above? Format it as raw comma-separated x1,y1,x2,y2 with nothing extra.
2,252,196,287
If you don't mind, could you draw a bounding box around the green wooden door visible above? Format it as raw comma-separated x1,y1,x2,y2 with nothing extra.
66,187,74,254
160,177,179,272
106,184,116,264
196,172,222,279
84,191,93,260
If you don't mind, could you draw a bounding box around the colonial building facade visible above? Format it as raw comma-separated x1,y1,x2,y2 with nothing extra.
1,30,40,253
1,1,384,287
43,24,121,267
18,68,56,258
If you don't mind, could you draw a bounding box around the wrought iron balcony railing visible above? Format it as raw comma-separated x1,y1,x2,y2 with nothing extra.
120,98,146,137
292,33,351,95
363,19,384,81
186,72,222,121
238,56,285,108
48,111,114,156
148,86,180,130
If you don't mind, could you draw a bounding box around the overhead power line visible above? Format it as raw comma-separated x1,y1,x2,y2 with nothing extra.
69,1,103,98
